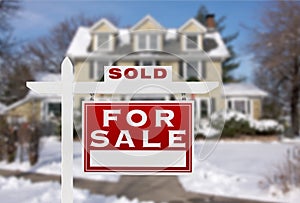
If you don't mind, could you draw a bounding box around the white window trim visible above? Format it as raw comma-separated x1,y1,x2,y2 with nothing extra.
183,34,201,51
94,33,113,51
135,34,161,51
195,97,211,121
226,97,252,118
182,61,202,80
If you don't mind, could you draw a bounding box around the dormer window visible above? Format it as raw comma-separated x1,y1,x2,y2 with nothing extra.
138,34,147,49
149,34,158,49
90,18,118,52
97,33,110,49
186,34,198,50
179,18,207,51
136,33,160,50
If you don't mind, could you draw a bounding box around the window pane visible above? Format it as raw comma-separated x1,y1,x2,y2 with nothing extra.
200,100,208,118
138,34,146,49
201,62,206,79
179,61,184,78
141,61,154,66
97,62,106,81
186,35,198,49
97,34,109,49
48,103,61,117
187,61,198,78
234,100,246,114
149,34,158,49
89,61,94,79
228,100,232,109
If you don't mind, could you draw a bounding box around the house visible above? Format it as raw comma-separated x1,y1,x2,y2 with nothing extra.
223,83,268,119
66,15,267,122
4,14,267,132
4,73,61,125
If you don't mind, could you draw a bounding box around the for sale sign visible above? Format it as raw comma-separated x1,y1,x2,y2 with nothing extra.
83,101,193,173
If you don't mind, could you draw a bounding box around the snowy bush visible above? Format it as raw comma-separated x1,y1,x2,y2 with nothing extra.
264,147,300,194
198,110,284,138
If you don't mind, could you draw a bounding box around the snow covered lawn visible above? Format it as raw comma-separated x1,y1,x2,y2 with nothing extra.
0,137,299,202
0,137,119,182
0,176,146,203
179,140,299,202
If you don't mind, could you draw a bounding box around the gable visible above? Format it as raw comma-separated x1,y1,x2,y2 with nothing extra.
135,19,161,31
179,19,207,33
93,23,114,32
90,19,118,33
131,15,165,32
182,23,202,32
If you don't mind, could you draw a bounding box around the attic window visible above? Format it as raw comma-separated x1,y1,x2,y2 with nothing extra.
186,35,198,50
97,33,110,49
137,34,160,50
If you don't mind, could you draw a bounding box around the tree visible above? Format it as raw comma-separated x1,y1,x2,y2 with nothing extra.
250,1,300,136
195,5,242,83
0,0,28,105
23,14,118,73
0,0,20,59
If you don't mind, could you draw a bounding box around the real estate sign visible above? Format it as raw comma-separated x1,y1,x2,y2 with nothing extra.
83,101,193,173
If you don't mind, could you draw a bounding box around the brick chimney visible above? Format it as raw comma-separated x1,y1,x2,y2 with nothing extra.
206,14,216,31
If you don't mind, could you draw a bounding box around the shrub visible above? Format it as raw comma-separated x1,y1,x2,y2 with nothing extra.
200,110,284,138
263,147,300,194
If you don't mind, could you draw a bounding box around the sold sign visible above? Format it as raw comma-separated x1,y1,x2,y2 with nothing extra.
83,101,193,173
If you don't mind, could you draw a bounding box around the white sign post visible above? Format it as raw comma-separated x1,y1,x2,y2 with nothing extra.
26,57,219,203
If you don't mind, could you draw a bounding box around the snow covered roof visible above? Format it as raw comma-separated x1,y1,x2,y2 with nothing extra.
205,32,230,58
4,73,61,113
223,83,268,97
66,25,229,59
66,27,91,57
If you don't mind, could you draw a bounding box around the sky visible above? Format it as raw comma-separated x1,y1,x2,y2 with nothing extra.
12,0,270,81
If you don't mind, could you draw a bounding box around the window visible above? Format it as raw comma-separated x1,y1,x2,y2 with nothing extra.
227,99,250,115
187,61,199,78
47,102,61,117
195,98,210,120
180,61,202,80
235,100,246,114
89,61,109,80
139,61,156,66
138,34,146,49
186,35,198,50
200,99,209,118
97,34,109,49
149,34,158,49
137,34,160,50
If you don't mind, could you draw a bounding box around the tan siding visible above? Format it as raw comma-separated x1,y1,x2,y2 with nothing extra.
160,61,180,81
181,23,203,32
74,60,92,82
7,100,42,122
205,61,222,81
93,23,114,32
117,61,135,66
135,19,161,31
252,99,261,119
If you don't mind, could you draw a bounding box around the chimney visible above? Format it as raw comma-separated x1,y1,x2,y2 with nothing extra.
206,14,216,31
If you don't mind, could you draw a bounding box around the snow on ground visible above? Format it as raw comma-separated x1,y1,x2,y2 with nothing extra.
0,137,120,182
0,136,299,202
179,140,297,202
0,176,149,203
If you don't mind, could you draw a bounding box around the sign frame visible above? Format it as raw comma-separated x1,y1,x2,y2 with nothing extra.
82,101,194,174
